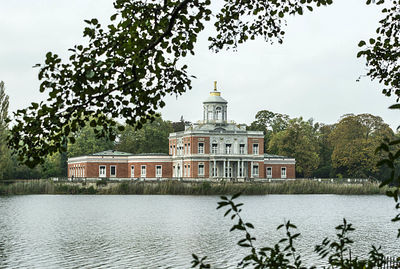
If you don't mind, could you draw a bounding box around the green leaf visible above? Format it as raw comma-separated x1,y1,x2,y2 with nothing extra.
358,40,366,47
231,192,241,200
389,104,400,109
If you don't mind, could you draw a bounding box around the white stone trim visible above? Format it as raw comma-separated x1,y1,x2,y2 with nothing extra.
128,156,172,162
99,165,106,178
266,167,272,178
281,167,287,179
141,165,146,178
69,156,129,164
110,165,117,177
156,165,162,178
264,159,295,164
130,165,135,178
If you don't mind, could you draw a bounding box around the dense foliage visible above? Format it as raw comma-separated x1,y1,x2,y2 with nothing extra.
116,116,174,154
248,110,398,179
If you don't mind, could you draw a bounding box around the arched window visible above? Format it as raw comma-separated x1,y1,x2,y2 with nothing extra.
208,110,213,120
216,107,222,120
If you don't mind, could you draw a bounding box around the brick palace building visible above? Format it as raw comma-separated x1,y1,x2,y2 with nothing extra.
67,84,295,180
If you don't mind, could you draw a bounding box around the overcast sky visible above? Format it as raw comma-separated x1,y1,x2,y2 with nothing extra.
0,0,398,130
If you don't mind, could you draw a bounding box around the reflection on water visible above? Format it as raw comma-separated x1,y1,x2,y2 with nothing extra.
0,195,398,268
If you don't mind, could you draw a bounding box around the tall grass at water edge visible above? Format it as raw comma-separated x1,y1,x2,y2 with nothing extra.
0,180,387,195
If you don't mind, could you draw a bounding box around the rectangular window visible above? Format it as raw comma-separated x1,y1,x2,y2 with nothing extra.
240,144,245,154
225,144,232,154
281,167,287,178
253,144,259,154
110,165,117,177
267,167,272,178
99,165,106,177
184,144,187,154
131,165,135,178
225,167,232,177
198,142,204,154
173,145,176,155
252,164,259,177
141,165,146,177
198,164,204,176
188,143,191,154
212,143,218,154
187,165,191,177
156,165,162,177
169,145,172,155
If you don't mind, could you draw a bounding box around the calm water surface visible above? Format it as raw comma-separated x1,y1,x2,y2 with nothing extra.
0,195,398,268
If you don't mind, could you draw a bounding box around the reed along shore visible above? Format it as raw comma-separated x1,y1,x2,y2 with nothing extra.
0,179,387,195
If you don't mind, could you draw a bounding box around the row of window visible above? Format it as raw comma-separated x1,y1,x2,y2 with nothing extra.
99,165,117,177
70,166,85,178
266,167,286,178
130,165,162,178
171,143,260,156
86,165,287,179
193,143,259,155
98,165,163,178
176,163,265,178
170,143,191,155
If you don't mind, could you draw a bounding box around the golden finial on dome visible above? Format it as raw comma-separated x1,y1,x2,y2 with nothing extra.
210,81,221,96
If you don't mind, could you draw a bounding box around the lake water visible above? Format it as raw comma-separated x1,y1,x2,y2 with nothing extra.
0,195,399,268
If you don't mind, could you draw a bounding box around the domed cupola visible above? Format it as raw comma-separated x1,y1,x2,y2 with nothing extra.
203,81,228,124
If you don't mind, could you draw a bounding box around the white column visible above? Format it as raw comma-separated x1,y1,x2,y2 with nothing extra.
237,161,240,178
214,160,216,177
251,161,254,178
227,160,230,178
223,160,226,178
181,160,184,177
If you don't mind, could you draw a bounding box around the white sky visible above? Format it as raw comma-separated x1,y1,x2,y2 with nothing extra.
0,0,398,130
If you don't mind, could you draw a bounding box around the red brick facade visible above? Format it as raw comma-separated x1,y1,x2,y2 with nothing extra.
191,161,210,178
247,137,264,155
264,164,295,179
128,162,172,178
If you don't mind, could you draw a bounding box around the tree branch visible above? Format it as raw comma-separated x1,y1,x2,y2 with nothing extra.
141,0,192,55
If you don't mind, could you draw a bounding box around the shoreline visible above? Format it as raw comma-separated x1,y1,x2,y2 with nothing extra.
0,180,387,195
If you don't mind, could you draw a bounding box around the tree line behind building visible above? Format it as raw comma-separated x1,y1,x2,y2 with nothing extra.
0,83,398,180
